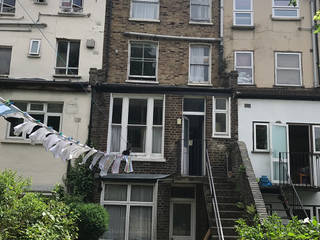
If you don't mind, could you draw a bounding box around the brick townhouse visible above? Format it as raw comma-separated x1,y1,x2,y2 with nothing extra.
89,0,258,239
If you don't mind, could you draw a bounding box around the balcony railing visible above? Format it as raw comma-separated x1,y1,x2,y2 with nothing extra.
278,152,320,188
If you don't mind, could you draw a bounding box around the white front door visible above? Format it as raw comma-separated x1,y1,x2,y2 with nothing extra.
169,199,195,240
271,124,289,183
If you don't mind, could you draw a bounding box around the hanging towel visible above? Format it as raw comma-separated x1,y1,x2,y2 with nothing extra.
29,127,51,144
124,155,134,173
42,134,61,151
112,155,123,174
79,148,98,165
14,121,38,136
89,151,104,170
49,140,72,159
60,144,81,162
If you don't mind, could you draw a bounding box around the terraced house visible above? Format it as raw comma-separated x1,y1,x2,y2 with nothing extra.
0,0,106,192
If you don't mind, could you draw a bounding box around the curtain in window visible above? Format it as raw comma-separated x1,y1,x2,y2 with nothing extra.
103,205,126,240
129,206,152,240
111,125,121,152
131,185,153,202
104,184,127,201
152,127,162,153
132,1,158,19
190,0,210,21
190,46,209,83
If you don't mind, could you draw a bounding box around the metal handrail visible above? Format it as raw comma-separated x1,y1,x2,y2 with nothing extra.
206,150,224,240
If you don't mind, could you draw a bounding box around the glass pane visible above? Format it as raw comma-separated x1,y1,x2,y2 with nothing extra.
47,116,61,131
112,98,123,124
8,118,23,137
131,185,153,202
237,68,253,84
129,206,152,240
55,68,67,75
216,99,226,110
173,203,191,236
68,42,80,68
3,0,15,13
215,113,226,133
29,114,44,123
0,48,12,75
277,69,300,85
191,46,209,64
236,52,251,66
274,9,298,17
274,0,291,6
128,99,147,125
111,125,121,152
314,127,320,152
190,5,210,21
271,125,287,158
67,68,78,75
132,2,158,19
183,98,205,112
30,41,39,54
190,65,209,83
235,0,251,10
273,161,288,181
130,60,143,76
73,0,82,7
56,41,68,68
14,102,27,111
103,205,126,240
152,127,162,153
47,103,63,113
143,61,156,76
128,126,146,153
144,44,157,59
131,43,143,58
153,100,163,125
292,209,311,220
255,125,268,150
277,54,299,68
30,103,44,111
235,12,252,25
104,184,127,201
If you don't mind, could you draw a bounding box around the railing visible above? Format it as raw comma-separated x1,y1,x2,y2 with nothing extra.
206,149,224,240
279,152,309,219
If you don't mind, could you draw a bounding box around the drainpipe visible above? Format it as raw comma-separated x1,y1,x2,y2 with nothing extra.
311,0,319,87
219,0,224,75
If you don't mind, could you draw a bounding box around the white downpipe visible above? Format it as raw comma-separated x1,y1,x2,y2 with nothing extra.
310,0,319,87
220,0,224,56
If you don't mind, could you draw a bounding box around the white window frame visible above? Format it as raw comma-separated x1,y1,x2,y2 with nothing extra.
275,52,302,86
0,0,16,14
233,0,253,26
188,44,212,85
253,122,270,152
272,0,299,19
55,39,80,76
0,46,12,76
107,94,165,161
100,182,157,240
312,125,320,154
129,0,160,21
316,207,320,221
6,102,63,140
60,0,83,13
234,51,254,85
212,97,231,138
28,39,41,56
127,41,159,83
189,0,212,24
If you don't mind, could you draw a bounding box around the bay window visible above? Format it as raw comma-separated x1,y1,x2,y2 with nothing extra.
108,95,164,160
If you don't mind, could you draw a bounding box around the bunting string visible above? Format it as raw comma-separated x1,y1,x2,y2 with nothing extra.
0,97,133,176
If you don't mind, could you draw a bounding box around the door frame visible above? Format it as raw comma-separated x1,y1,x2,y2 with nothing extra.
169,198,196,240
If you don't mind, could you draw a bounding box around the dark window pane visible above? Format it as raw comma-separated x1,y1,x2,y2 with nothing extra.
256,125,268,150
8,118,23,137
144,44,156,59
0,48,12,75
143,62,156,76
112,98,122,124
55,68,67,75
128,99,147,125
67,68,78,75
104,184,127,201
29,114,44,123
127,126,146,153
183,98,205,112
56,41,68,68
102,205,126,240
47,116,61,131
129,206,152,240
131,44,143,58
131,185,153,202
68,41,80,68
3,0,15,13
73,0,82,7
215,113,226,132
153,100,163,125
173,203,191,236
14,102,27,111
130,61,143,76
48,103,63,113
30,103,44,111
216,99,227,110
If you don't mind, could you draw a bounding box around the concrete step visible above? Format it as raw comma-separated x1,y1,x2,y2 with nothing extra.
217,195,241,203
214,218,239,227
216,190,240,197
219,210,245,218
218,203,241,211
211,226,236,236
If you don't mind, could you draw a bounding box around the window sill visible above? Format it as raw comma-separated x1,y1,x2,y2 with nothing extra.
0,13,15,17
34,1,48,5
126,80,159,84
232,25,255,30
0,139,41,145
189,21,213,25
58,11,87,17
212,134,231,139
188,83,213,87
128,18,160,23
273,84,304,88
271,17,302,21
28,54,41,58
131,155,166,162
251,150,270,154
53,74,82,79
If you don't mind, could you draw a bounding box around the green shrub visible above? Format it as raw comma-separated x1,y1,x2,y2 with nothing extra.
236,214,320,240
72,203,109,240
0,170,78,240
